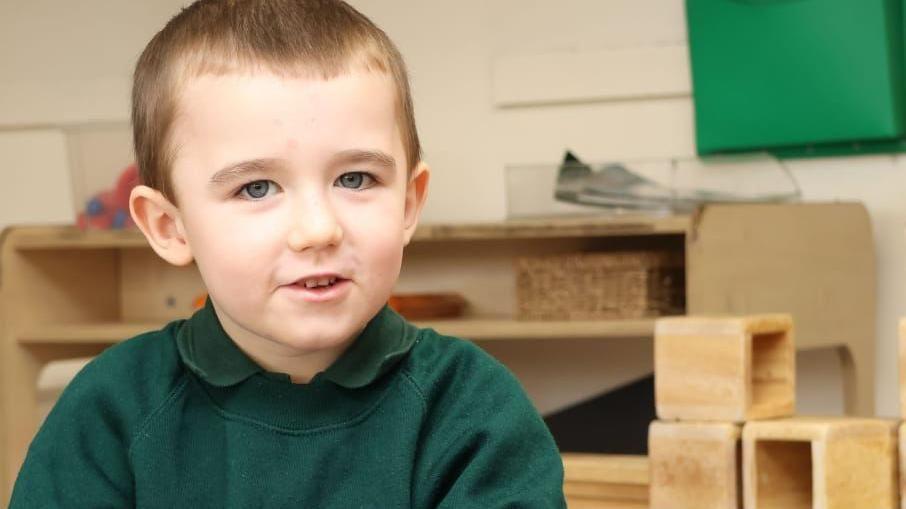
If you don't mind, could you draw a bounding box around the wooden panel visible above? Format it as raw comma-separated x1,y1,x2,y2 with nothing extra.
687,203,874,349
493,45,691,107
687,202,875,416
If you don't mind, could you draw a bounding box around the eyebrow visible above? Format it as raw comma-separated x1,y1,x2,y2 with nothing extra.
208,149,398,187
330,149,397,173
209,158,284,186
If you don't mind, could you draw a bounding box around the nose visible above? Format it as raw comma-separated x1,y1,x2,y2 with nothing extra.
286,195,343,252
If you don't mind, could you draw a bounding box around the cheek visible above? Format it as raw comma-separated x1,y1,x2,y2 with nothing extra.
184,212,276,295
344,201,406,274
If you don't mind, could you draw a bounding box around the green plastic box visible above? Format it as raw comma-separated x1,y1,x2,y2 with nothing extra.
687,0,905,155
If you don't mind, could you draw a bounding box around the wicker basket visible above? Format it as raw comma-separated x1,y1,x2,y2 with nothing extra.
515,250,685,320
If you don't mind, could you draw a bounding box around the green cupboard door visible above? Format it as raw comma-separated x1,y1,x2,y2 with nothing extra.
687,0,905,155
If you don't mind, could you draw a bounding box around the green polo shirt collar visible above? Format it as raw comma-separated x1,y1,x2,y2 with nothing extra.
176,298,420,389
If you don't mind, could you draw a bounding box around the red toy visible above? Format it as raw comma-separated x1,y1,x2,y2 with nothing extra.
77,163,139,231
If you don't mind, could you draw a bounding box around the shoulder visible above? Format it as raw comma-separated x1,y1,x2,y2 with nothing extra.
398,326,527,410
76,319,186,394
48,319,189,438
401,327,566,508
12,321,189,505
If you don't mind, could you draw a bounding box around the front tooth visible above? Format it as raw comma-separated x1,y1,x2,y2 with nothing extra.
304,279,318,288
317,277,330,287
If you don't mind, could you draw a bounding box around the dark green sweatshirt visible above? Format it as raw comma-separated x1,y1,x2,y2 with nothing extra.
10,299,565,508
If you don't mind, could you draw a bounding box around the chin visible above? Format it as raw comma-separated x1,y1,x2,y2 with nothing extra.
274,324,355,351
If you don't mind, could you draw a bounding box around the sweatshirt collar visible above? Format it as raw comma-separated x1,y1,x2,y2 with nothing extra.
176,298,419,389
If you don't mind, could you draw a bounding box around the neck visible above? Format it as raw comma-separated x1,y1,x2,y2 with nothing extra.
211,304,357,384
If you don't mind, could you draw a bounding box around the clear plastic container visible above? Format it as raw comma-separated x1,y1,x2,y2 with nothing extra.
505,152,800,219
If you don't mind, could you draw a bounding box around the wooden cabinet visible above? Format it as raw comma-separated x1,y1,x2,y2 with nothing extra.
0,202,875,503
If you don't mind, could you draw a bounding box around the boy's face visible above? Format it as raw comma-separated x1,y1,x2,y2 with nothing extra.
135,69,428,369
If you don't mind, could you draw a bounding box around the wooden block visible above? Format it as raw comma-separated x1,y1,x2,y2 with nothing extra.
900,422,906,509
562,454,649,508
900,319,906,419
649,421,741,509
655,314,795,422
743,417,898,509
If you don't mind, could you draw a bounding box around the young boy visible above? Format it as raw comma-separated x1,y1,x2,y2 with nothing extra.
10,0,565,507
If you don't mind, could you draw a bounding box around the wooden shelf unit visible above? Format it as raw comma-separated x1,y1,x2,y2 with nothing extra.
17,318,656,346
0,202,877,503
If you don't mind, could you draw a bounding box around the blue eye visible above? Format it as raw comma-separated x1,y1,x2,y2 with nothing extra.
336,172,375,190
238,180,276,200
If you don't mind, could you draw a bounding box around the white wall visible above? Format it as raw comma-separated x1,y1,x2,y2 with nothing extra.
2,0,902,417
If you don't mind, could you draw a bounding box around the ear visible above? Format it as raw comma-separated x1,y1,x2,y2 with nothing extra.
129,185,194,266
402,162,430,246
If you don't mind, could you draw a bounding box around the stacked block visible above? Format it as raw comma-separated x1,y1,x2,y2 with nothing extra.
651,315,795,509
649,421,740,509
651,315,898,509
743,418,897,509
655,315,795,422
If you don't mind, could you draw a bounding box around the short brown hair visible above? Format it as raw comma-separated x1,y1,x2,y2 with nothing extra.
132,0,420,204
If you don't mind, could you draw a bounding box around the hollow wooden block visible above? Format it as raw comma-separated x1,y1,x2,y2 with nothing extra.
743,417,898,509
649,421,741,509
655,314,795,422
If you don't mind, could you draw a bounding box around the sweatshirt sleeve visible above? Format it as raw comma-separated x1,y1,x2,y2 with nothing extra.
9,357,137,508
409,338,566,509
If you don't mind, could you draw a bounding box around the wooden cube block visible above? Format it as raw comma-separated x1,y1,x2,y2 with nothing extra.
655,314,795,422
743,417,898,509
649,421,741,509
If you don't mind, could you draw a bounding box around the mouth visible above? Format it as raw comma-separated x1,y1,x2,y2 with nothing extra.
292,275,345,289
282,274,351,302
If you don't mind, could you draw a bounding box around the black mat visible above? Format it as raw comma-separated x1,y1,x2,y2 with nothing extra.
543,374,656,455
